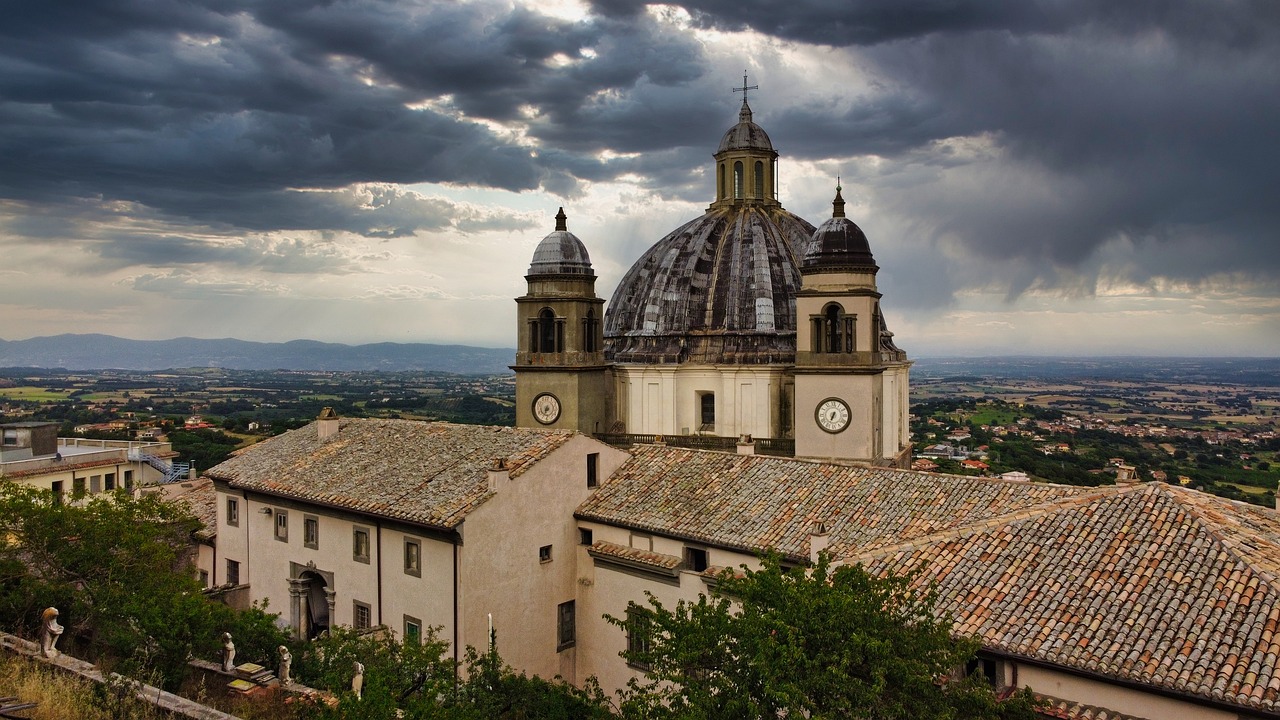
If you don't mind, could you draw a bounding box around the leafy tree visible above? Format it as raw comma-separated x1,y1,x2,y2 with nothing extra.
0,483,288,690
608,554,1039,720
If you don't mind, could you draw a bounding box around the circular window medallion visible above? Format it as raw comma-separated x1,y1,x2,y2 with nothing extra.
815,397,851,434
532,392,562,425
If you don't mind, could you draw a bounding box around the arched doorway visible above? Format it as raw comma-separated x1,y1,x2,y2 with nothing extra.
289,562,335,640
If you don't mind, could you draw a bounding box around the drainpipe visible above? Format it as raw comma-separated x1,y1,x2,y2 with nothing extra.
376,522,383,627
453,540,460,686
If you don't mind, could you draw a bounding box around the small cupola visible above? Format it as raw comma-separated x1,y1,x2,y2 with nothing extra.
527,207,594,277
802,184,878,274
711,75,781,207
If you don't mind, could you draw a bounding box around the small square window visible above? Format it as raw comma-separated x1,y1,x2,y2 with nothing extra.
89,475,101,493
586,453,599,488
404,615,422,644
579,528,593,546
404,538,422,577
104,473,115,491
539,545,553,563
353,527,371,563
354,601,372,630
557,600,575,651
226,497,239,527
226,559,240,586
73,477,85,494
303,516,319,550
684,547,708,572
274,510,289,542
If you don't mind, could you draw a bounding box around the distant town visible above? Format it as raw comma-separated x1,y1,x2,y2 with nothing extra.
2,357,1276,507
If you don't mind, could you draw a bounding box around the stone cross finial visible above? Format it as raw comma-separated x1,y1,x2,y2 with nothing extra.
732,71,758,104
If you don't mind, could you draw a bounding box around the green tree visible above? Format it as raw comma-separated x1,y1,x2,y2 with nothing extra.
0,483,288,690
609,554,1039,720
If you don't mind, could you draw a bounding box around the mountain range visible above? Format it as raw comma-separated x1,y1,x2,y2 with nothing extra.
0,334,515,374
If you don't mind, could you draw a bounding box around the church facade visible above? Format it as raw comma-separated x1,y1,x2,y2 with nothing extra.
513,96,912,467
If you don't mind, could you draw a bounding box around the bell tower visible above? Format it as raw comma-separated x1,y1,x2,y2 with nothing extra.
513,208,610,433
793,187,912,466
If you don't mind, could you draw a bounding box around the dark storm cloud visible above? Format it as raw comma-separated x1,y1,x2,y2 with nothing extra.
0,0,705,242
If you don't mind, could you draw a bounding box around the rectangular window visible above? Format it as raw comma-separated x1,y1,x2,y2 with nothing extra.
586,452,599,488
274,510,288,542
123,469,133,489
557,600,576,651
966,658,1000,687
73,477,86,494
404,538,422,577
199,569,209,588
539,544,553,563
104,473,115,491
684,547,709,572
51,481,63,504
354,601,372,630
226,497,239,527
404,615,422,644
89,475,101,493
700,392,715,430
353,527,371,563
226,559,240,586
2,431,16,445
626,607,652,669
303,516,319,549
579,528,593,546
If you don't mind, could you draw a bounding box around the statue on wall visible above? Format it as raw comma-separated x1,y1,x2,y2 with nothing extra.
221,632,236,672
352,660,364,700
40,607,63,658
277,645,292,687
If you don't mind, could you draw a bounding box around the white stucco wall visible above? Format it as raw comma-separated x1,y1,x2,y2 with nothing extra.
613,364,789,439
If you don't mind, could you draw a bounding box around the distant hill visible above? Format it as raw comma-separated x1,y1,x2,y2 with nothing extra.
0,334,515,374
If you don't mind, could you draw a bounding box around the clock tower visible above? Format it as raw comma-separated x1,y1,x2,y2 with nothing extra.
793,187,912,466
513,209,611,433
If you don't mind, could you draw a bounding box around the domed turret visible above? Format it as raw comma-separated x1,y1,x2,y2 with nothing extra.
803,186,877,273
717,100,774,153
527,208,594,277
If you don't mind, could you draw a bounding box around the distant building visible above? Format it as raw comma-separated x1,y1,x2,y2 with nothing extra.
0,421,178,495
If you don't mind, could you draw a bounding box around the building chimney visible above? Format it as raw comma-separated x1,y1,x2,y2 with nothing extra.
488,458,509,492
736,434,755,455
317,407,340,441
809,522,830,565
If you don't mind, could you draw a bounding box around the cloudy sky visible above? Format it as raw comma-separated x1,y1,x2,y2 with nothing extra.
2,0,1278,357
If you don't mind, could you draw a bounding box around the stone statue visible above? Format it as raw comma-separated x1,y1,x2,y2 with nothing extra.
277,645,292,686
352,660,364,700
40,607,63,658
221,632,236,672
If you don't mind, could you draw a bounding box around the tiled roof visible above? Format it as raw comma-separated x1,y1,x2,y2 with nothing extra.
155,478,217,540
1031,693,1148,719
588,541,683,574
576,444,1097,560
854,483,1280,714
206,419,574,530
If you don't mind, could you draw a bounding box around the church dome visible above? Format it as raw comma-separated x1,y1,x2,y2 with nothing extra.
604,206,815,364
803,187,877,272
717,100,774,153
527,208,594,276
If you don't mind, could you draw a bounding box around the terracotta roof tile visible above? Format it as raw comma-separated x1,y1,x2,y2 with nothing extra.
206,419,574,530
588,541,683,573
853,483,1280,713
1030,693,1148,719
577,444,1098,560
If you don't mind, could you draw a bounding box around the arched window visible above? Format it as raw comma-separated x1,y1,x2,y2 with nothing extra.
718,164,726,200
813,303,856,354
538,308,559,354
754,161,764,199
825,304,843,353
734,161,744,199
582,309,598,353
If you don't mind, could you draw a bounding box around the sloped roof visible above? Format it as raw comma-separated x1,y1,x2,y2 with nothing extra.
154,477,217,540
206,419,575,530
576,444,1097,559
853,483,1280,714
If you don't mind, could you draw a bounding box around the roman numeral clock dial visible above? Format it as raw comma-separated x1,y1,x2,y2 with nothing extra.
533,392,561,425
816,398,850,433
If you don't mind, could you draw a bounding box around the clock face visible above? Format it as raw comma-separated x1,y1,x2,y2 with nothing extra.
816,398,851,434
533,393,561,425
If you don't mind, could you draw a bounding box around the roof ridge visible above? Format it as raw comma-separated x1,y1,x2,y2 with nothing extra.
1155,482,1280,590
843,484,1126,564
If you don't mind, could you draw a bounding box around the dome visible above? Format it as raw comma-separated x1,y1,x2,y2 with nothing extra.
717,100,774,153
527,207,594,276
604,206,815,364
803,187,877,272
